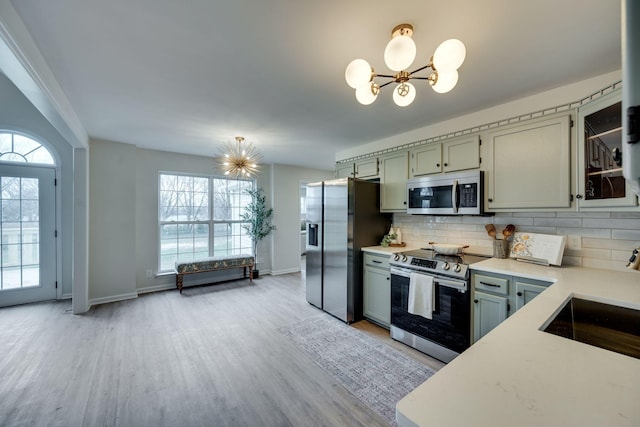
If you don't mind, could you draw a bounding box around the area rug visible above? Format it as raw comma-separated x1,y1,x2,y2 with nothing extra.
278,315,435,425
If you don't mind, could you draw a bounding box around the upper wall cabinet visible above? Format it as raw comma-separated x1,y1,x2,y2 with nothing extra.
576,90,638,209
336,162,354,178
379,151,409,212
335,157,380,179
484,114,572,210
410,135,480,177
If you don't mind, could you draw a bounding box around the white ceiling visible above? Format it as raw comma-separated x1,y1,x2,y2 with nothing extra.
8,0,621,170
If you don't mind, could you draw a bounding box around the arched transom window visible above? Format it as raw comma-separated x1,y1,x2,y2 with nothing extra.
0,132,54,165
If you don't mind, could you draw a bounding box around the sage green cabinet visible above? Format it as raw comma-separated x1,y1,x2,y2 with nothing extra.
484,114,572,210
380,151,409,212
335,162,354,178
472,271,551,342
363,252,390,328
355,158,379,179
514,279,549,311
473,291,508,341
410,135,480,177
576,89,638,209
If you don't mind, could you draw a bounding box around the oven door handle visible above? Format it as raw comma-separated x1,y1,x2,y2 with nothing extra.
390,267,468,293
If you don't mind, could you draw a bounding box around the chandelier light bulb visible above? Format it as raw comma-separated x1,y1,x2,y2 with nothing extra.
355,82,379,105
433,39,466,72
384,35,416,72
393,82,416,107
345,59,373,89
431,70,459,93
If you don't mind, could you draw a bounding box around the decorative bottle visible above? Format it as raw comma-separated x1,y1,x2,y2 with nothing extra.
396,227,402,245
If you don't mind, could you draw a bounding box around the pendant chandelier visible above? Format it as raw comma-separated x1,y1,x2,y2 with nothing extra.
345,24,466,107
218,136,261,178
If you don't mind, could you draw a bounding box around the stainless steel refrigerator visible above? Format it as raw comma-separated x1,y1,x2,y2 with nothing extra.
305,178,390,323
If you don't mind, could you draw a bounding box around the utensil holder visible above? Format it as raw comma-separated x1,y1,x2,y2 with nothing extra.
493,239,509,259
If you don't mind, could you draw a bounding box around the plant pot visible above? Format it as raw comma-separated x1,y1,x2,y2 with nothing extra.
252,269,260,279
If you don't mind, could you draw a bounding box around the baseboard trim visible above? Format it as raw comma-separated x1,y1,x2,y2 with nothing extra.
271,267,301,275
89,292,138,307
137,284,175,294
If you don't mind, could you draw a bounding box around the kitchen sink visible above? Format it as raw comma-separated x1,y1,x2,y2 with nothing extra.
543,297,640,359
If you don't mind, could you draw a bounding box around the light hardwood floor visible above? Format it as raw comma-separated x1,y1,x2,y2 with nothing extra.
0,272,443,427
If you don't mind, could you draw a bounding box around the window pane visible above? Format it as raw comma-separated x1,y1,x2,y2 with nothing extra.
0,133,54,165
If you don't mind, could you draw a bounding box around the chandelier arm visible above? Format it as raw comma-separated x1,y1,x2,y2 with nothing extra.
407,63,433,77
410,76,431,80
378,80,395,89
376,73,396,78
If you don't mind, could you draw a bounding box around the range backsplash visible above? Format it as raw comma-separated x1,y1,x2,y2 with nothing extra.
392,211,640,272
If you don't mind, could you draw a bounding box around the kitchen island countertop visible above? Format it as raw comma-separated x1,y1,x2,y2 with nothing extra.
396,258,640,427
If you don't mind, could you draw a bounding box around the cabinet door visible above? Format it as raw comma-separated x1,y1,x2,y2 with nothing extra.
410,144,442,176
335,162,354,178
443,135,480,173
363,266,391,327
380,151,409,212
355,158,379,178
473,291,508,342
514,280,549,311
577,90,638,209
485,115,571,210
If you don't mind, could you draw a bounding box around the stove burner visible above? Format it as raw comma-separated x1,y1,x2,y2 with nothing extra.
389,248,489,279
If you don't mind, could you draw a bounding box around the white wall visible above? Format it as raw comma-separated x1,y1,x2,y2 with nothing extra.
89,139,137,303
268,164,333,274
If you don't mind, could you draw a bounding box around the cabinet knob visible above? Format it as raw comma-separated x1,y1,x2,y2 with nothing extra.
473,299,478,303
436,163,440,167
386,277,390,280
576,194,583,200
403,201,407,205
444,163,448,167
517,292,523,296
488,198,493,202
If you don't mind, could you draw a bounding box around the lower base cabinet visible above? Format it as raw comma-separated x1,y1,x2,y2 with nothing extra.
363,252,390,328
472,271,551,343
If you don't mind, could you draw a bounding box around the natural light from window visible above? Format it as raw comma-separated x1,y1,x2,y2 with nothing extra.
0,132,55,165
158,173,254,272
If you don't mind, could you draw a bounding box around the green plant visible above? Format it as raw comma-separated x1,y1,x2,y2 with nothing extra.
380,233,397,247
240,187,276,258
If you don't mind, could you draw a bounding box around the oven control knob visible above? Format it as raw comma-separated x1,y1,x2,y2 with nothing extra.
393,254,400,261
453,263,461,273
442,262,450,271
401,255,408,262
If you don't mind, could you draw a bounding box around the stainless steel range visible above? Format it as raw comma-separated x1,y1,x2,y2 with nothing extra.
389,248,488,363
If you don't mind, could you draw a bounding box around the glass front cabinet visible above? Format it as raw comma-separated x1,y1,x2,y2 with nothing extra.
577,89,638,208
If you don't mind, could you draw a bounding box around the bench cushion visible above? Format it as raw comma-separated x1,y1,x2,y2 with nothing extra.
175,255,254,274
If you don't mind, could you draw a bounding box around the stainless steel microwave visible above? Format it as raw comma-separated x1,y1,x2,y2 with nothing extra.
407,170,484,215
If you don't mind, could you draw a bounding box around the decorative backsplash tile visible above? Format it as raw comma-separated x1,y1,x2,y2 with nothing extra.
392,212,640,272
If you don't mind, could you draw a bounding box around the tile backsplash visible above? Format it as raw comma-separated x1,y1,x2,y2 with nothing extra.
392,211,640,272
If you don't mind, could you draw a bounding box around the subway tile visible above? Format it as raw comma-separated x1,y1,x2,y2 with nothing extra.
583,238,637,251
534,217,583,227
582,258,628,272
447,223,478,231
512,212,556,218
556,212,611,218
514,226,558,234
561,256,583,267
612,249,635,262
583,218,640,229
611,212,640,219
556,227,611,238
571,247,612,259
612,229,640,240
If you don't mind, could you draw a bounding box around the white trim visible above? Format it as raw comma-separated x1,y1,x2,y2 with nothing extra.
0,1,88,149
270,267,299,275
89,292,138,307
136,284,175,294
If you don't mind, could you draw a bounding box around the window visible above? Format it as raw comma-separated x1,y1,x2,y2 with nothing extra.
0,132,54,164
158,173,254,272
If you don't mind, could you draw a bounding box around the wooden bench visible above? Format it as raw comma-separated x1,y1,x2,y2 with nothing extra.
174,255,255,293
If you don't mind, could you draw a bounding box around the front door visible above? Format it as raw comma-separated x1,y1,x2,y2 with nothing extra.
0,165,56,307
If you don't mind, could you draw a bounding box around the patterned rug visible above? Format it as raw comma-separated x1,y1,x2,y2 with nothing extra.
279,315,435,425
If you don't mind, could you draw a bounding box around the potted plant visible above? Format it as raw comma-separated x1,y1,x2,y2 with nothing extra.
240,187,275,278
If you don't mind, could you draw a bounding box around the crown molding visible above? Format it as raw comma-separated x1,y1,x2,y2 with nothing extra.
0,0,88,148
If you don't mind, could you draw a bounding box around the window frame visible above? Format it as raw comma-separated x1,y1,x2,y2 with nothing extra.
157,172,255,273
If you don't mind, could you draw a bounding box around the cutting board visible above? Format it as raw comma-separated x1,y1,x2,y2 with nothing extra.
509,232,567,266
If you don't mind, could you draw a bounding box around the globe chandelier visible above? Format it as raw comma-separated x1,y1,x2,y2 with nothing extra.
218,136,261,178
345,24,466,107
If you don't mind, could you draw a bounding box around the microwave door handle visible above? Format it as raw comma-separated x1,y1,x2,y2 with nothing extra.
452,179,459,213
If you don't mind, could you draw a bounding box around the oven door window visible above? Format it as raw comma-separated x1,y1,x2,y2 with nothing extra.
408,185,453,209
391,273,470,353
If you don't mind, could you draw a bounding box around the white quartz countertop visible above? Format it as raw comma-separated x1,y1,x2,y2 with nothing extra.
396,259,640,427
361,245,421,255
